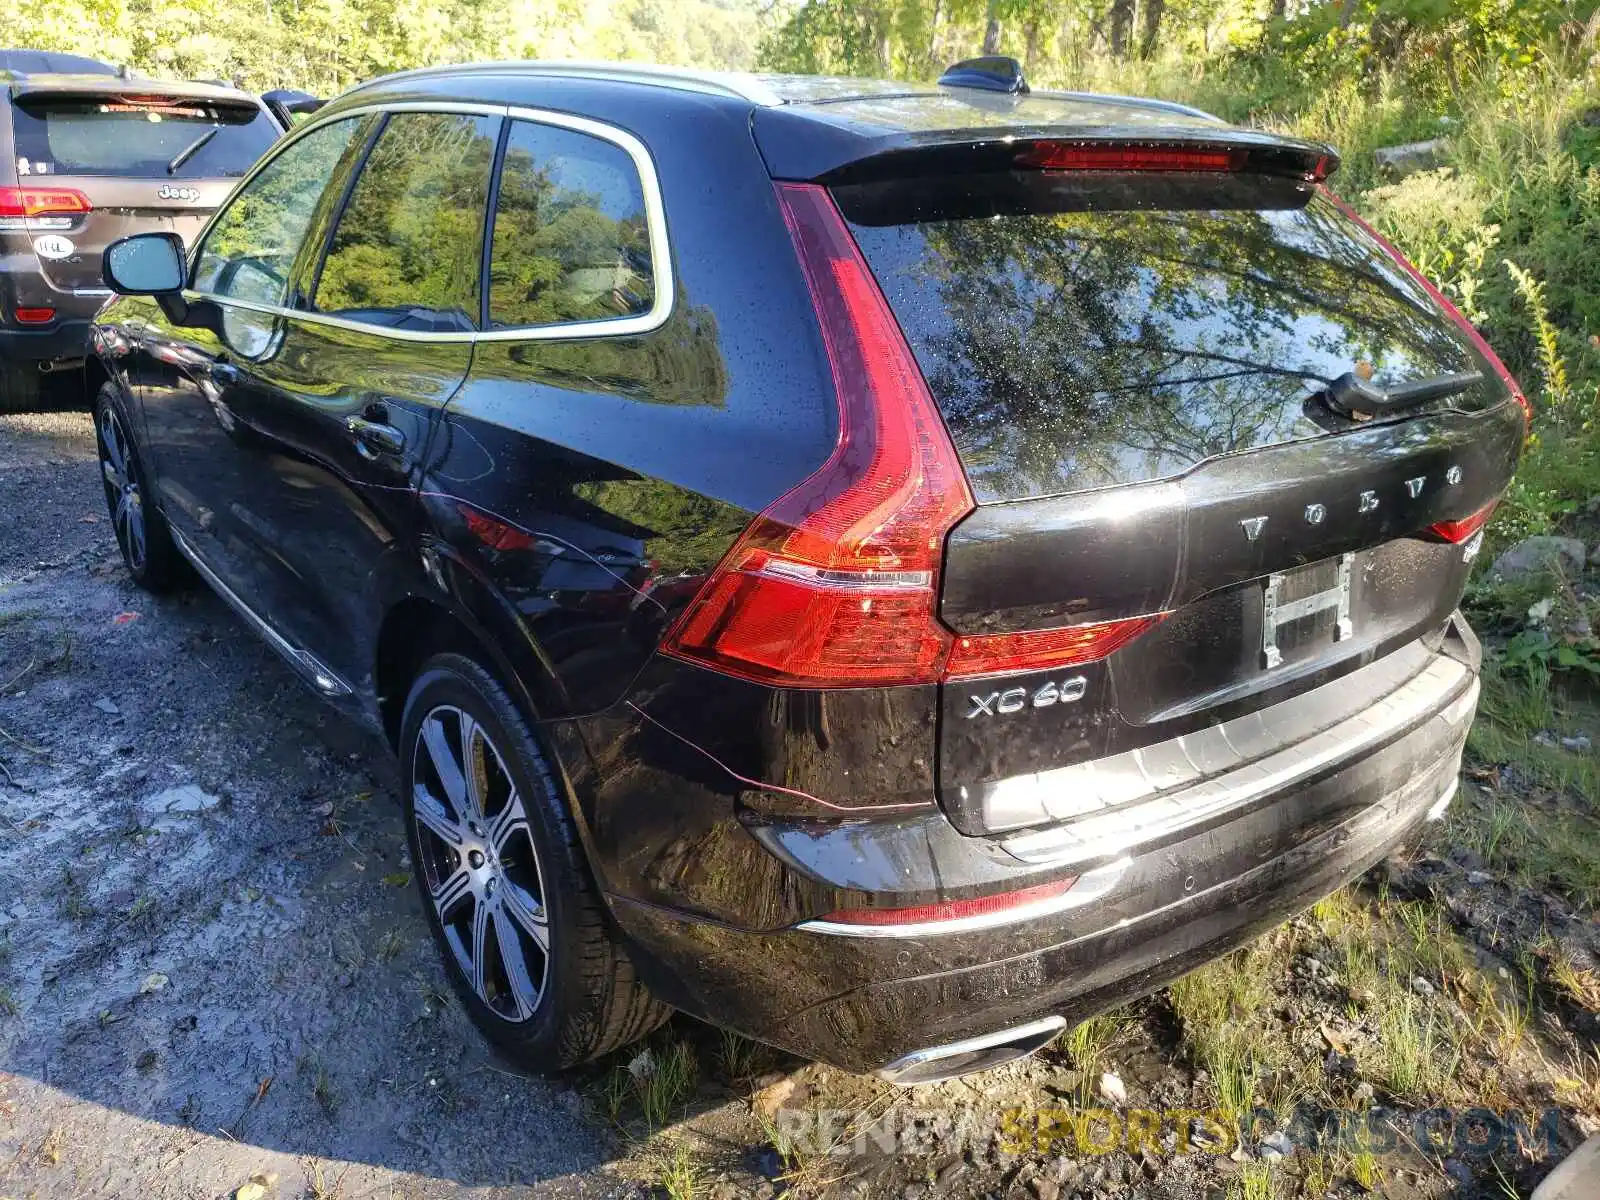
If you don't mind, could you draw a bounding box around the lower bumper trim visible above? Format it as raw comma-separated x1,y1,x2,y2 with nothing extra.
877,1015,1066,1085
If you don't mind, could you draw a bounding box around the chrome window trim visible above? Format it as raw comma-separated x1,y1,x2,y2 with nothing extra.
184,100,674,345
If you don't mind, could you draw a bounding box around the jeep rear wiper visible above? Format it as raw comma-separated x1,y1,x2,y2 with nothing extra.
167,127,217,175
1317,368,1483,420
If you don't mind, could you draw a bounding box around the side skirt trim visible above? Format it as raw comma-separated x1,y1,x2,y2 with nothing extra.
170,527,354,698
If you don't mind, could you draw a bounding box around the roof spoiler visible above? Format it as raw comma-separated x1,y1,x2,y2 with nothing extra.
756,110,1340,187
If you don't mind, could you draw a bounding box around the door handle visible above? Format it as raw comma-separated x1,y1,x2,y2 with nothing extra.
345,414,407,457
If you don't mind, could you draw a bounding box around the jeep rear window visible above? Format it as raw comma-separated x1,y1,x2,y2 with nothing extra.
837,174,1491,503
11,97,277,179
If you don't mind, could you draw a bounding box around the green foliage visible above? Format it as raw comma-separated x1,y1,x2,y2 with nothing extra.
0,0,774,93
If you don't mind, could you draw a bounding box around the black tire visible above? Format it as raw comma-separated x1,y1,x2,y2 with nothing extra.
0,360,41,414
93,381,187,591
399,652,670,1069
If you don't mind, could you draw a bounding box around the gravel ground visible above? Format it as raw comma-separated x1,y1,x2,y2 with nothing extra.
0,406,642,1198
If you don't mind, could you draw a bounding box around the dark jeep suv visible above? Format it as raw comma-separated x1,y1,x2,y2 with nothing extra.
0,52,286,409
87,58,1525,1083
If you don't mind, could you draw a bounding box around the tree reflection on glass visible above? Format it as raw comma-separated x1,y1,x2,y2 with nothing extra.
488,120,654,329
314,112,497,331
850,191,1482,502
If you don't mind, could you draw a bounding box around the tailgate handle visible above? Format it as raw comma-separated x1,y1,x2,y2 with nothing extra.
1318,369,1482,420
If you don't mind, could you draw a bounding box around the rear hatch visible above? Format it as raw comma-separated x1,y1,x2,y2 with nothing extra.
7,83,277,294
829,143,1524,836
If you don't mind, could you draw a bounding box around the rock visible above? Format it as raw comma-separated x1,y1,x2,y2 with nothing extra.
1568,614,1594,639
1353,1081,1375,1103
234,1174,277,1200
1030,1178,1061,1200
92,696,120,715
1535,729,1559,747
1098,1072,1127,1105
1562,735,1592,753
1443,1158,1472,1186
1258,1130,1293,1160
1491,536,1587,581
1411,975,1435,997
903,1184,926,1200
753,1077,797,1119
1467,870,1495,884
137,971,168,995
146,784,221,816
1373,139,1450,177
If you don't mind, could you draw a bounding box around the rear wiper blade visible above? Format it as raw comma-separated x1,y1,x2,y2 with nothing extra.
166,127,217,175
1317,368,1483,420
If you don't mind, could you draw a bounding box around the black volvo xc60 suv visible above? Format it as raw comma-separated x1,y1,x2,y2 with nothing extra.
88,57,1525,1084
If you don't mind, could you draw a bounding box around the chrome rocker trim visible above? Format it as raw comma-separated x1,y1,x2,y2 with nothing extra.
170,527,354,698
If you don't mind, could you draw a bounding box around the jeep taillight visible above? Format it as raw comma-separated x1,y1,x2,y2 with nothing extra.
660,183,1161,688
0,187,92,218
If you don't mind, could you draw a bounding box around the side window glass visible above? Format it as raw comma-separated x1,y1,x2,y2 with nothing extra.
487,119,656,330
192,117,365,306
312,111,498,332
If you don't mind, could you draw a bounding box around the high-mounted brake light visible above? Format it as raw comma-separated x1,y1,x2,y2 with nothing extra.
661,184,1163,689
0,186,92,218
1018,143,1245,173
1322,188,1530,436
1428,500,1497,545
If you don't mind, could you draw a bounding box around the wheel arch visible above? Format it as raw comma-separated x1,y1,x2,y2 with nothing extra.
373,550,616,898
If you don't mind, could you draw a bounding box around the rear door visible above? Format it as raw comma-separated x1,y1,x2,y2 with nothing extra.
834,162,1525,834
7,88,278,293
198,108,498,690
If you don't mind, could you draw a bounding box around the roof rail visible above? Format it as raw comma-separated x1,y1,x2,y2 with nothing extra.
342,60,786,106
938,56,1029,95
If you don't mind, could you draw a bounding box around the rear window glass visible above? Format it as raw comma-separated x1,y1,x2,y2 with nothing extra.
840,175,1490,503
486,119,655,330
11,96,277,179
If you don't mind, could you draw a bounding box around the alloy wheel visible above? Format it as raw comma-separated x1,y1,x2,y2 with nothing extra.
98,407,147,573
411,705,550,1022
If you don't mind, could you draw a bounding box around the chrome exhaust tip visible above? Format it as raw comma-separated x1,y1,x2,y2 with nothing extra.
876,1015,1066,1086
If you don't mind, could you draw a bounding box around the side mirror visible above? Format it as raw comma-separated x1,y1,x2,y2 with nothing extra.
103,232,186,295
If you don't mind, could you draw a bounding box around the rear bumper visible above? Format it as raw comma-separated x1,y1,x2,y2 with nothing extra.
607,632,1477,1077
0,318,93,364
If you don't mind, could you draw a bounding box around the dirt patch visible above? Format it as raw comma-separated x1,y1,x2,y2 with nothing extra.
0,411,630,1198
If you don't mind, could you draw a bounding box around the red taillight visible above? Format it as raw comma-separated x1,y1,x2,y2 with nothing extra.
818,879,1075,927
660,182,976,688
1321,187,1530,436
1018,143,1245,173
13,306,56,324
662,184,1164,689
1428,500,1496,544
0,186,92,218
457,503,538,553
945,614,1168,681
